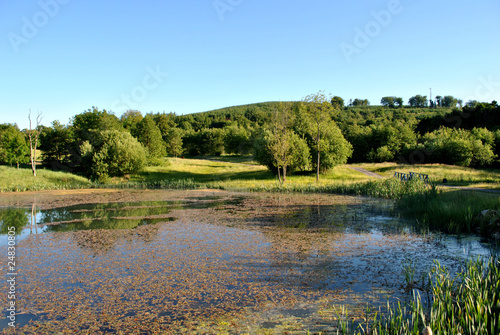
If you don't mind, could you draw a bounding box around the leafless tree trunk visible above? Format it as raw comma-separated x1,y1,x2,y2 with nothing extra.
316,124,320,183
28,110,42,177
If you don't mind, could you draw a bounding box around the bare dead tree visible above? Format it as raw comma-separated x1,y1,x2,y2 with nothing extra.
28,110,43,177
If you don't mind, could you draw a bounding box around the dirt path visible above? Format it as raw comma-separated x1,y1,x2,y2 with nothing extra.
347,167,500,194
348,166,384,179
438,185,500,194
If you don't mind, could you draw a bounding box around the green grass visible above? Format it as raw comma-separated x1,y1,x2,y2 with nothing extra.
191,154,262,165
377,257,500,335
131,157,369,190
356,163,500,189
0,166,92,192
0,158,369,193
398,187,500,235
323,257,500,335
248,177,433,200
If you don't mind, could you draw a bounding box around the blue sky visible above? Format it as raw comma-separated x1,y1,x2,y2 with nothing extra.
1,0,499,129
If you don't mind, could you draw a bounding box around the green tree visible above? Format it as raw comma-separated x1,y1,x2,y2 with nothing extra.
395,97,404,108
199,128,225,156
253,128,310,176
302,91,335,182
311,120,353,173
408,95,428,107
267,102,294,184
152,112,177,142
183,129,225,156
133,115,166,160
381,96,403,108
381,96,396,108
435,95,442,107
72,107,123,144
224,125,251,155
369,123,417,162
352,98,369,106
0,124,29,169
422,128,495,167
39,121,75,170
120,110,143,133
442,95,458,108
330,96,345,110
87,130,147,181
344,124,373,162
165,127,183,157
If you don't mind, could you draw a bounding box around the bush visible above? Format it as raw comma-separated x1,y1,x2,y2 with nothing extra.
311,123,353,173
252,128,311,174
86,130,147,181
422,128,496,167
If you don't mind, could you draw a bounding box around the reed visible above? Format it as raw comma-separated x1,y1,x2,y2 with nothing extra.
330,256,500,335
398,188,500,235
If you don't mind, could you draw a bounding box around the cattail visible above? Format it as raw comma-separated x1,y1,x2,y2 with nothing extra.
422,326,433,335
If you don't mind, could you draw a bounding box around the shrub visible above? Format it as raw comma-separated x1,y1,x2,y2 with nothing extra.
87,130,147,181
252,128,311,174
422,128,496,167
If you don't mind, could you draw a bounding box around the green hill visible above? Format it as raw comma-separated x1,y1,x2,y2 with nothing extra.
177,101,454,130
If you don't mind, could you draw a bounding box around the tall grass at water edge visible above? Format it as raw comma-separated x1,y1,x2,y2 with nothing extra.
332,257,500,335
398,186,500,235
98,173,432,199
101,177,499,236
247,177,432,200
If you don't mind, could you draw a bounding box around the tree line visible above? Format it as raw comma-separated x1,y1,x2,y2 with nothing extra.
0,93,498,182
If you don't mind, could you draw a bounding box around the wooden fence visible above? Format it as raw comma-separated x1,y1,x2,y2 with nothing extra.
393,171,429,183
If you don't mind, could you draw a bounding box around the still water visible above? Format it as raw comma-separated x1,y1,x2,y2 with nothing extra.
0,193,496,333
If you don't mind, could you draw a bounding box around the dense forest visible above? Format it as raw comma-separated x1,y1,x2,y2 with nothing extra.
0,93,499,182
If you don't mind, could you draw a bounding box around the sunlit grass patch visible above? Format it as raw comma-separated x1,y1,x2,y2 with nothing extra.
0,166,91,192
133,158,369,190
356,163,500,187
137,157,270,183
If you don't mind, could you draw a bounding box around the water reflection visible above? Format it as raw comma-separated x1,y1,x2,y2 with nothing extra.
0,201,180,246
0,207,28,235
0,192,498,333
42,202,177,232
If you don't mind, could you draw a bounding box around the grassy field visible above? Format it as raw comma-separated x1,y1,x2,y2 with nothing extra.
0,157,371,193
134,157,369,190
0,165,91,192
355,162,500,189
2,158,499,194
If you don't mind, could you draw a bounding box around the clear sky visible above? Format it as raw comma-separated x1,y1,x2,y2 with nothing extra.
1,0,499,129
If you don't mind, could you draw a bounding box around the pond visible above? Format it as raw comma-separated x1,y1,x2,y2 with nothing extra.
0,190,495,334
